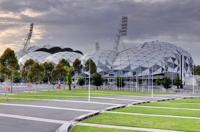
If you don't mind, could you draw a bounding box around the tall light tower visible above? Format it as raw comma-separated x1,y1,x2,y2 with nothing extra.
23,23,34,52
113,16,128,51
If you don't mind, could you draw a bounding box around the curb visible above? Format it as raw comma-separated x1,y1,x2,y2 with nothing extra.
55,95,200,132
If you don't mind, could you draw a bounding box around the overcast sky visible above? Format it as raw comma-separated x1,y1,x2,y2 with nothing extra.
0,0,200,64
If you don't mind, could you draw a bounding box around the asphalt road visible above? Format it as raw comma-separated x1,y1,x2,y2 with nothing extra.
0,94,199,132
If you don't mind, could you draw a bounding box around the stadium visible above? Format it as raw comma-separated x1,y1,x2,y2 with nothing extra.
90,40,193,85
17,17,194,86
18,40,193,84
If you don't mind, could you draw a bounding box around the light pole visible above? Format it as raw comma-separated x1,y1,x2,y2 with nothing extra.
88,59,91,102
193,64,195,95
151,66,154,98
136,70,138,91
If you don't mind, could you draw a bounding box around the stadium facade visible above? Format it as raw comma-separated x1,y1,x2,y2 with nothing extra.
18,40,193,85
90,41,193,85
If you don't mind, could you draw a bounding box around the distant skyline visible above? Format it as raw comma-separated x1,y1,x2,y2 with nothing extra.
0,0,200,64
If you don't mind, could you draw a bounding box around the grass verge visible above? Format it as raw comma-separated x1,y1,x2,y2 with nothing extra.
83,112,200,132
8,88,173,99
115,105,200,117
71,125,142,132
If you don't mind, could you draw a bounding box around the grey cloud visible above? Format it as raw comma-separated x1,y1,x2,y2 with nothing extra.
0,0,200,63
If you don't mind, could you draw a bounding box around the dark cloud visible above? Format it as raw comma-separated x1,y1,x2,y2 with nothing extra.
0,0,200,63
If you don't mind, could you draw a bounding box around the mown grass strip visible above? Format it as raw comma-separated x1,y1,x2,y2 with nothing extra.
143,102,200,109
83,113,200,132
72,125,143,132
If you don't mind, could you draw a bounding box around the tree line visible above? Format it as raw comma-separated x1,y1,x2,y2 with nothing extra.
0,48,104,90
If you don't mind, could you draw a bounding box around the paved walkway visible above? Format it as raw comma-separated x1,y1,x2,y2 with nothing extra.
0,94,199,132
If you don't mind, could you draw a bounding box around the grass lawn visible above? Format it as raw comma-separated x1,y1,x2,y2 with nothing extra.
74,98,200,132
83,112,200,132
114,105,200,117
3,88,172,100
167,98,200,103
143,102,200,109
71,125,142,132
0,96,33,102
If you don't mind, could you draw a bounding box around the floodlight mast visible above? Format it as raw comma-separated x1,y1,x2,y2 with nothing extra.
23,23,34,52
113,16,128,51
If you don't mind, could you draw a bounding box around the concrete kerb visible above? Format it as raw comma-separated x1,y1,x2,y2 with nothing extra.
55,104,128,132
55,95,200,132
56,100,160,132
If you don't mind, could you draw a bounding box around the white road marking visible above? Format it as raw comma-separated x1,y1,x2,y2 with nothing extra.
91,96,143,102
76,122,181,132
8,97,123,106
154,95,200,98
0,103,97,113
0,113,66,124
131,105,200,111
160,102,200,105
105,111,200,120
11,94,144,102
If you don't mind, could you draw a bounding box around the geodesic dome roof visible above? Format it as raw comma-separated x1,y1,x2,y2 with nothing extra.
19,51,51,65
89,50,118,72
18,45,84,65
45,51,82,64
90,41,193,77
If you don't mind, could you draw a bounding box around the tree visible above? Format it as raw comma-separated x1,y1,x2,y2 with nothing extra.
174,75,182,89
0,48,19,70
193,65,200,75
116,77,125,88
156,78,162,86
42,62,54,83
162,77,172,89
27,63,45,83
78,77,85,87
21,59,35,82
0,48,19,92
73,59,82,74
65,66,74,90
59,59,70,67
92,73,103,90
85,59,97,74
52,63,66,82
13,70,22,83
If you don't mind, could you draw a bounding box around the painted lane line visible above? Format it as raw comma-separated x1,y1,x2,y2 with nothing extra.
76,122,181,132
105,111,200,120
11,95,143,103
8,97,123,106
0,103,97,113
154,95,200,98
159,102,200,105
131,105,200,111
91,96,143,102
0,113,66,124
